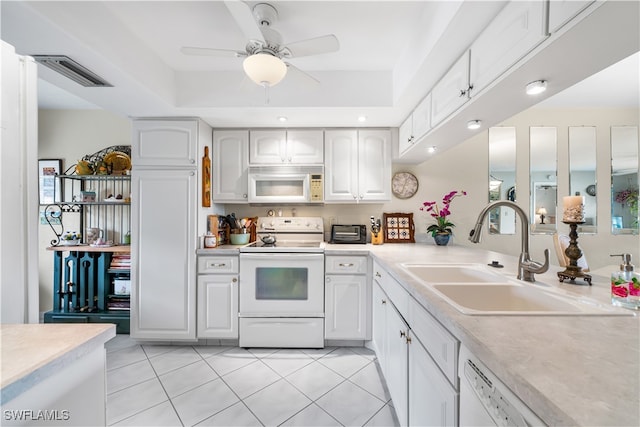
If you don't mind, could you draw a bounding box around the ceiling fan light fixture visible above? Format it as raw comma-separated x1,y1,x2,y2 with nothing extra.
526,80,547,95
243,53,287,87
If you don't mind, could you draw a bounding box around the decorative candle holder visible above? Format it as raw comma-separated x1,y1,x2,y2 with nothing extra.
557,221,592,285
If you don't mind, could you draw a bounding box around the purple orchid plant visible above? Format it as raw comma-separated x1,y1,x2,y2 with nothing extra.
420,190,467,237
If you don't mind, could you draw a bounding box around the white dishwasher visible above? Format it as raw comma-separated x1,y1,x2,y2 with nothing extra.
459,345,545,426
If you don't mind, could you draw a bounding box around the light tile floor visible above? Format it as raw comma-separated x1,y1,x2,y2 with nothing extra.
106,335,399,427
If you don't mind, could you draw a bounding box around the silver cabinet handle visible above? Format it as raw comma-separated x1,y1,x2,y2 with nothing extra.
339,263,354,267
232,278,237,283
207,262,226,268
243,194,248,198
375,272,381,278
190,159,196,164
381,299,386,305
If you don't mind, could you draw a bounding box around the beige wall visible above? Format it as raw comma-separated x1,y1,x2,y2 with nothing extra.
37,107,638,313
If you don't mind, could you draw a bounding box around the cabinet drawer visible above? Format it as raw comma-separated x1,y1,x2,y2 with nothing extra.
409,296,459,388
326,255,368,274
373,260,409,319
198,256,239,274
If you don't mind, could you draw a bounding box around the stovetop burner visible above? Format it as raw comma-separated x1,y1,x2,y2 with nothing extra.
241,216,325,253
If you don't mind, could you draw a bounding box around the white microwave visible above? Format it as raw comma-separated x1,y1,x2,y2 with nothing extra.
248,166,324,204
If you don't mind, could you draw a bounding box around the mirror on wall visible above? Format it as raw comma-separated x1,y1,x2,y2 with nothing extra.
569,127,597,234
530,127,557,234
611,126,639,234
488,127,516,234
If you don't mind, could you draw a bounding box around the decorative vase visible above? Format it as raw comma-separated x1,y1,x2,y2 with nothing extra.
434,233,451,246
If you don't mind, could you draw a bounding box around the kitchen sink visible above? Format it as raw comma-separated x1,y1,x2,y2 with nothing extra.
400,263,632,316
400,263,508,284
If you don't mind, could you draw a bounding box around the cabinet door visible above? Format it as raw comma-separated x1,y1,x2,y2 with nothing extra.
357,130,391,202
412,93,431,142
409,336,458,427
470,1,547,95
372,281,387,365
548,0,593,33
324,130,359,202
286,130,324,164
249,130,286,164
131,169,196,340
398,115,413,155
132,120,198,167
431,51,470,127
197,274,238,339
385,303,409,427
213,130,248,203
325,274,368,340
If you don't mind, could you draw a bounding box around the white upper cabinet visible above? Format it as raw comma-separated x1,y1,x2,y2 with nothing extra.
399,94,432,155
249,129,323,164
358,130,392,202
548,0,594,34
398,115,413,155
430,51,471,127
213,130,249,203
132,120,198,167
324,130,359,201
412,94,432,142
470,0,547,95
325,129,391,203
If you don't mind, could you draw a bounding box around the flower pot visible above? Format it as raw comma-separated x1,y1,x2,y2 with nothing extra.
434,233,451,246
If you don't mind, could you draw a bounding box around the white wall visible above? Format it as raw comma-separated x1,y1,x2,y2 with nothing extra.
38,109,131,312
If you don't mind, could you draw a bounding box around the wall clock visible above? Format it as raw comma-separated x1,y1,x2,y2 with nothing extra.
391,172,419,199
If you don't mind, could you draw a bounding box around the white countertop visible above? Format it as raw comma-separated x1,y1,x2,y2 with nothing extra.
1,323,116,404
325,242,639,426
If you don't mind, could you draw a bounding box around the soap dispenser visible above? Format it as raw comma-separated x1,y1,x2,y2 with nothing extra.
611,253,640,310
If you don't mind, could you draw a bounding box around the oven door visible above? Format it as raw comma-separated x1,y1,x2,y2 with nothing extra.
239,253,324,316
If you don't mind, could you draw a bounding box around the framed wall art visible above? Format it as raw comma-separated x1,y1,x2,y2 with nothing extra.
38,158,62,205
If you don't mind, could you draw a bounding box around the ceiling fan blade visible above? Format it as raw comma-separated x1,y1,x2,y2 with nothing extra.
285,62,320,85
181,46,246,58
224,0,265,43
284,35,339,58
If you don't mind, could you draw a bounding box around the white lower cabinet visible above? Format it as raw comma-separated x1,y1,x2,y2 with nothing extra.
325,255,370,340
373,279,409,426
372,260,459,427
197,255,239,339
409,335,458,426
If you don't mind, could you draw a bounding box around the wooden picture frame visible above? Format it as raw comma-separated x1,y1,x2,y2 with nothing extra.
383,212,415,243
38,159,62,205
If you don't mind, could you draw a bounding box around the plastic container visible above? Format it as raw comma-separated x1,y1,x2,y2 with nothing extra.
611,253,640,310
229,233,250,245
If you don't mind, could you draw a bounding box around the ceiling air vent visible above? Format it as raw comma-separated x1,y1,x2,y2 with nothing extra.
32,55,112,87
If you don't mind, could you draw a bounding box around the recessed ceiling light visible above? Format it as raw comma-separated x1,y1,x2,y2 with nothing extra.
525,80,547,95
467,120,482,130
278,116,287,122
357,115,367,123
427,146,437,153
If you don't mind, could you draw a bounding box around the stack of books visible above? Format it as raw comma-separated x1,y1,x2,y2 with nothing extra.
107,296,130,311
110,253,131,270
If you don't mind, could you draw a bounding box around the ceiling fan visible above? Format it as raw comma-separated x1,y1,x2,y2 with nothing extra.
181,1,340,88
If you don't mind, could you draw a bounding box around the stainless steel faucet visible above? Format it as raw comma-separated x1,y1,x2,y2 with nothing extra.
469,200,549,282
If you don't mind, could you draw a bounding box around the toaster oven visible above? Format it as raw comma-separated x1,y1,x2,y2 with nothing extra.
330,224,366,244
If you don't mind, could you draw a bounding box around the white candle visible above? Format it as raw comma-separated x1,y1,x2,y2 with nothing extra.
563,195,585,222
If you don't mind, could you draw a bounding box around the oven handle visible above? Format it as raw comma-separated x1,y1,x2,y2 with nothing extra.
239,253,323,261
